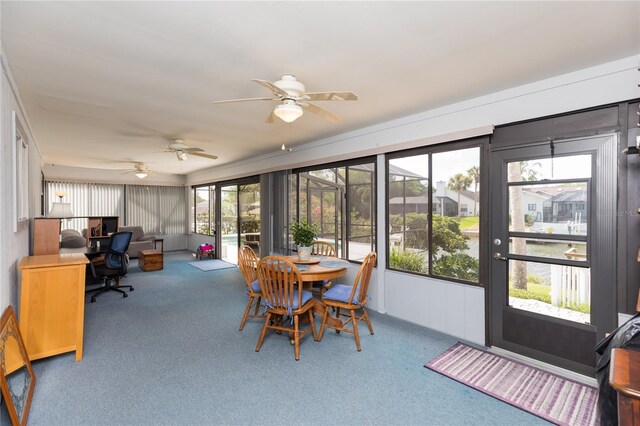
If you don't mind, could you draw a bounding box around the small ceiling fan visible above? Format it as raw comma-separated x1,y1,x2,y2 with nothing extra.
211,74,357,124
165,139,218,161
119,162,164,179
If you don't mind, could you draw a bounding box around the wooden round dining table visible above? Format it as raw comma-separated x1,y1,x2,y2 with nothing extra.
284,255,349,284
284,255,349,328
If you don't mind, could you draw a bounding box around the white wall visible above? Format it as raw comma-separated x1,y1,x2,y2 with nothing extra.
185,55,640,345
1,52,43,313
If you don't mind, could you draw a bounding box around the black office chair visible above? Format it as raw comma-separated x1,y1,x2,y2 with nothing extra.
86,231,134,303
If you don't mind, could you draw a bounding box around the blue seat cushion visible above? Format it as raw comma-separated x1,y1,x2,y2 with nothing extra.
248,279,261,293
290,290,313,310
323,284,360,304
311,279,330,287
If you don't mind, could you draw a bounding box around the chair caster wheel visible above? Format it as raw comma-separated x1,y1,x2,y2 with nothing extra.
130,287,134,292
91,298,96,303
336,330,340,334
123,293,128,298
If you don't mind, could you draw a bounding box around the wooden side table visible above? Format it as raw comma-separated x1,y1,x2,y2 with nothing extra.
610,348,640,425
139,249,163,272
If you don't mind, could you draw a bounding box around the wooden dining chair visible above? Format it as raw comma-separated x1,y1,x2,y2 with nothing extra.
319,251,376,351
310,241,338,294
255,256,318,361
237,245,265,331
311,241,337,257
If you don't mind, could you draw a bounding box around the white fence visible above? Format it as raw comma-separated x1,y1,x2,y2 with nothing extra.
550,265,590,307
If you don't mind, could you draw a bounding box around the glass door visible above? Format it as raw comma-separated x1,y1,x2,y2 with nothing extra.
489,135,617,375
220,185,238,263
239,183,261,255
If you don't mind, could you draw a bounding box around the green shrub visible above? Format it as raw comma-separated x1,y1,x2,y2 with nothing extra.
389,248,426,273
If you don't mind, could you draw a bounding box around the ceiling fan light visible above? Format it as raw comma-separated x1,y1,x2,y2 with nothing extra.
177,151,188,161
274,103,303,123
135,172,147,179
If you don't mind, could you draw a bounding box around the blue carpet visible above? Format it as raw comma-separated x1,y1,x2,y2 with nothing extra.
4,251,547,425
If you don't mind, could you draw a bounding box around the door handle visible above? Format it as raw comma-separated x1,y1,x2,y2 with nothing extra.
493,252,508,261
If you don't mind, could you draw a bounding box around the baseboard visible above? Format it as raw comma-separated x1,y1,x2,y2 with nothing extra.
488,346,597,387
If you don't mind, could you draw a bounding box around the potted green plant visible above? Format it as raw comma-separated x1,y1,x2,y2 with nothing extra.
290,219,317,261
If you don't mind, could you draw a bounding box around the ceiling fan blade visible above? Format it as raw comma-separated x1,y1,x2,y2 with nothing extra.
265,110,276,124
184,147,205,153
190,152,218,160
251,79,289,98
304,91,358,101
303,102,341,123
211,97,275,104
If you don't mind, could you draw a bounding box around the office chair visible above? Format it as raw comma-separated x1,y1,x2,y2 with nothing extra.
86,231,134,303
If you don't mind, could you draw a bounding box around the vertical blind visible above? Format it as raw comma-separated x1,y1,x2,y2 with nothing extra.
47,181,124,217
126,185,186,234
45,182,186,235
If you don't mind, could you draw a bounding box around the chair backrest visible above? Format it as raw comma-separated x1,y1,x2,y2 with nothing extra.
104,231,132,274
238,245,258,288
311,241,337,257
257,256,304,312
347,252,377,306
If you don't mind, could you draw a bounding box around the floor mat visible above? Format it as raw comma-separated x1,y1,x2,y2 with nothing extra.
425,342,598,426
188,259,237,272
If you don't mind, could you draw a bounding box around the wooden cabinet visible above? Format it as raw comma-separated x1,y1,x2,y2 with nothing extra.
18,253,89,361
32,218,61,255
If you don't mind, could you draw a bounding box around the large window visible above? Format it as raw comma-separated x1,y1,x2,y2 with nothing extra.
194,185,215,236
292,158,376,262
387,142,482,284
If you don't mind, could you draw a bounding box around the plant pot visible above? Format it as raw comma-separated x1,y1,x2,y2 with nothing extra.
297,246,311,261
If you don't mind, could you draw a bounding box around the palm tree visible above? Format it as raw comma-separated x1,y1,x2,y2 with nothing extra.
508,162,527,290
467,166,480,216
447,173,472,216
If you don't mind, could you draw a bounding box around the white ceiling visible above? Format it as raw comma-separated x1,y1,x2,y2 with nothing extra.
2,1,639,177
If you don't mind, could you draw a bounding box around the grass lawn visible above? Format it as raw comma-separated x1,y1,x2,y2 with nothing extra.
458,216,479,230
509,282,590,314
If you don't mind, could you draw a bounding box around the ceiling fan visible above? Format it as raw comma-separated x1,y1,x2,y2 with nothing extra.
211,74,357,124
165,139,218,161
119,162,164,179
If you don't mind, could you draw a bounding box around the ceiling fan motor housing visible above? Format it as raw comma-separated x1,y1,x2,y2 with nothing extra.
275,74,305,98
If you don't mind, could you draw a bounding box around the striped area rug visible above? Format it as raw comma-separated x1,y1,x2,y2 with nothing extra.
425,342,598,426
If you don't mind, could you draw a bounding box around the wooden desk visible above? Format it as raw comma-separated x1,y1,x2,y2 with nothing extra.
610,348,640,425
18,253,89,362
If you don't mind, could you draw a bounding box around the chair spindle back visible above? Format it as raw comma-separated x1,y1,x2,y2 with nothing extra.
257,256,304,312
238,245,258,289
347,251,377,305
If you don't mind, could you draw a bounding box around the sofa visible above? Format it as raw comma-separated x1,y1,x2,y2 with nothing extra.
118,226,156,258
60,229,87,248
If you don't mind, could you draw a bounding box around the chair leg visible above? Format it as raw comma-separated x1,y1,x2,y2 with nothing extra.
308,309,318,341
255,312,271,352
253,297,262,316
293,315,300,361
240,296,254,331
335,307,341,333
318,305,329,341
363,307,374,335
351,310,361,351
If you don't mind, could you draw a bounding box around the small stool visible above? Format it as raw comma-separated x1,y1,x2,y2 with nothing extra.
196,248,214,260
139,249,163,271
